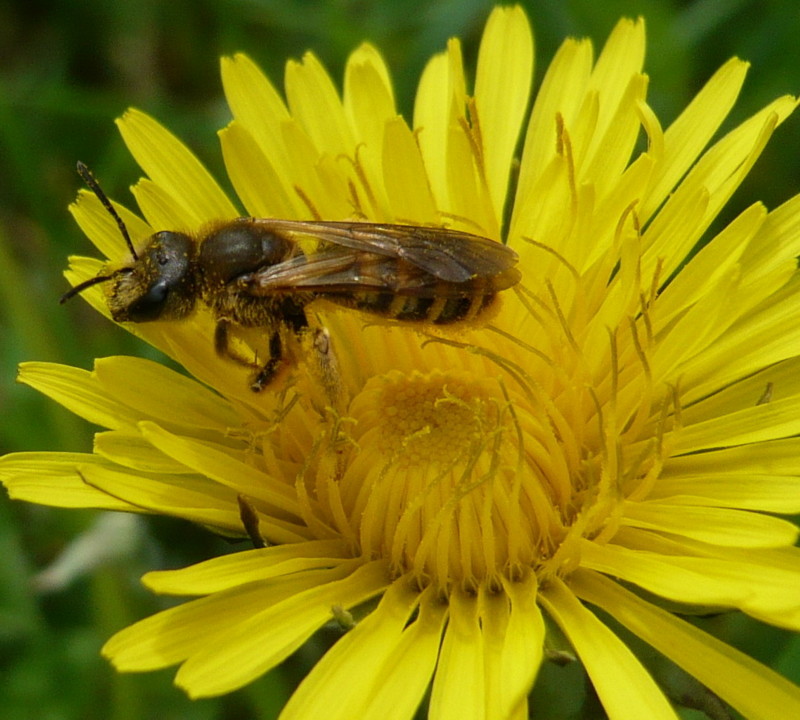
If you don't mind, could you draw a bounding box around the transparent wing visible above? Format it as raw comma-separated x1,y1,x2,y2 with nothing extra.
247,219,518,283
243,248,479,298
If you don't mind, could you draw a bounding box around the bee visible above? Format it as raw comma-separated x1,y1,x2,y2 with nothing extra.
62,162,521,391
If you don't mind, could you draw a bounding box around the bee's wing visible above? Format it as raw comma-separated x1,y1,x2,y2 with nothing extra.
244,248,464,297
249,220,518,283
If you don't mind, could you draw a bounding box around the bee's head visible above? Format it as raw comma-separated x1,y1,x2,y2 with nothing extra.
105,231,197,322
61,164,197,323
61,231,198,322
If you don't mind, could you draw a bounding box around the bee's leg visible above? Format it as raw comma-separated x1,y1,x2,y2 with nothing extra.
307,326,345,412
214,318,253,366
249,301,313,392
214,318,264,373
214,318,283,392
251,331,283,392
214,319,233,359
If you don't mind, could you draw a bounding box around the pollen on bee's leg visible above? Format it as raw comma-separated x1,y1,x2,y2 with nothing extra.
297,326,346,413
215,318,263,372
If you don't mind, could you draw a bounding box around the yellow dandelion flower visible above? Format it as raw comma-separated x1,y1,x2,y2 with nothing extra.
4,6,800,718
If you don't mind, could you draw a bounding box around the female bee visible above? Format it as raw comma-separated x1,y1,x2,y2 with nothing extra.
63,163,521,391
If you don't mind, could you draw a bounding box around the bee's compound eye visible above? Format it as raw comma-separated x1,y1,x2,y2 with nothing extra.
127,280,170,321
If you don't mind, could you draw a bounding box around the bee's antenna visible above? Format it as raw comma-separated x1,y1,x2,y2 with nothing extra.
59,273,114,304
76,161,138,261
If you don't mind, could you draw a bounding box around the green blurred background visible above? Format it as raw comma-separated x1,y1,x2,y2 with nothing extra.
1,0,799,718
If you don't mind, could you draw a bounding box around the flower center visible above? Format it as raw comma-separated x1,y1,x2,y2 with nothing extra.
369,371,496,469
298,368,580,592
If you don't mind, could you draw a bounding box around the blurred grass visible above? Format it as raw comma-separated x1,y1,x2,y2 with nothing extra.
1,0,799,718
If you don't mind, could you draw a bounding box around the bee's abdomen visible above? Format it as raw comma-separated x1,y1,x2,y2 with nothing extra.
339,288,497,324
314,251,518,325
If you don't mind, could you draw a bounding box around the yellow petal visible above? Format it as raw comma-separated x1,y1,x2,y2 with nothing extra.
594,531,800,627
382,116,438,224
94,431,194,474
344,43,395,130
174,561,388,697
104,566,345,670
80,463,243,533
573,569,800,720
741,194,800,284
641,58,749,219
588,18,646,130
343,43,396,219
681,277,800,396
484,575,544,719
62,257,110,316
647,472,800,513
668,395,800,454
93,356,239,430
129,177,199,231
644,95,798,280
654,202,764,331
285,52,354,158
69,188,152,262
541,575,678,720
280,579,420,720
219,121,304,218
474,5,533,224
143,539,351,594
583,73,648,196
429,590,485,720
445,120,495,236
139,422,300,516
622,500,799,547
19,362,141,431
358,586,448,720
220,53,293,180
682,356,800,422
0,452,137,510
116,109,238,224
513,35,593,214
414,38,466,210
580,537,751,607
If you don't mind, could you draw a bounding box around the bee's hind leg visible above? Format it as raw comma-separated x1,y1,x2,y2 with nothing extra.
251,331,283,392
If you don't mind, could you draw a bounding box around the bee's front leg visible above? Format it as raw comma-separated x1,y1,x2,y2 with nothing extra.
213,319,283,392
214,318,251,366
214,318,233,360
